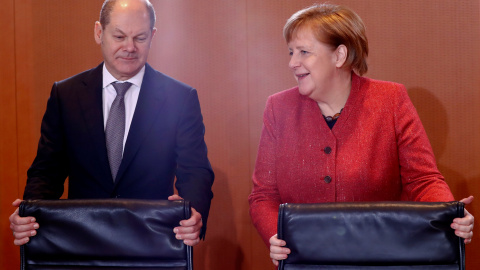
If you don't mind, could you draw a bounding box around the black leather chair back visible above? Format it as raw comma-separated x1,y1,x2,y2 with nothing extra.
278,201,465,270
20,199,193,270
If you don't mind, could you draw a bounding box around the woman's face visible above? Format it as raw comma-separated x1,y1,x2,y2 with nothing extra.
288,28,338,100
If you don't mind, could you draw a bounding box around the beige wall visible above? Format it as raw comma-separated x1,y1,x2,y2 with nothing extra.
1,1,479,269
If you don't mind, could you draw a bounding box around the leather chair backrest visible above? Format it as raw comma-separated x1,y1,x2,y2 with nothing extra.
20,199,192,270
278,201,465,270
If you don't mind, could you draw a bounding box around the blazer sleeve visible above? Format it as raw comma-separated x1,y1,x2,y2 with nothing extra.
24,82,68,200
248,96,283,247
394,84,454,201
174,88,214,239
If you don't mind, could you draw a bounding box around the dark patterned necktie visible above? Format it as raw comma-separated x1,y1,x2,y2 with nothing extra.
105,82,132,182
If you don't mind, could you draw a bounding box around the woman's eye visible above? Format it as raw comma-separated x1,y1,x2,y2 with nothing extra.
301,50,308,55
288,51,293,56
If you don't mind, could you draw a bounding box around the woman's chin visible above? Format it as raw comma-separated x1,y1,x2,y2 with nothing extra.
298,87,314,97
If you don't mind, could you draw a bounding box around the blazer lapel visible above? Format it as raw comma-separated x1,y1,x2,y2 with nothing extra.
78,63,115,190
332,72,364,133
115,64,167,182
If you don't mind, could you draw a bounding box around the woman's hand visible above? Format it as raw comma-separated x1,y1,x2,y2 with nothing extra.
451,196,474,244
269,234,291,266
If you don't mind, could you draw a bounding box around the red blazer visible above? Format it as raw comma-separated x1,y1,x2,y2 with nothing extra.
248,73,454,246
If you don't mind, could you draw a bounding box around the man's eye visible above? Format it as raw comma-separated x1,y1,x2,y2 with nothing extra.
114,36,124,40
288,51,293,56
301,50,308,54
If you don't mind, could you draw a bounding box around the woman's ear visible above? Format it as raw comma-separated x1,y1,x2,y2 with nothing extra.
335,44,348,68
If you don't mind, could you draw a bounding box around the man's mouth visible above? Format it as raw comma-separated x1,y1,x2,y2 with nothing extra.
119,56,137,61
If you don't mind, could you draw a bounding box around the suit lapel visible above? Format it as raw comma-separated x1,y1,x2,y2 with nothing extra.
115,64,167,182
77,63,115,190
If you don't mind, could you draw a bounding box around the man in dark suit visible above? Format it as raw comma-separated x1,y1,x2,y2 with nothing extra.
10,0,214,246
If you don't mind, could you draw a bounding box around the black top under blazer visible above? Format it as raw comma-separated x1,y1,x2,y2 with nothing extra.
24,63,214,237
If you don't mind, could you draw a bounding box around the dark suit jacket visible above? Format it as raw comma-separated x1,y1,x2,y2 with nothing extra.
24,63,214,237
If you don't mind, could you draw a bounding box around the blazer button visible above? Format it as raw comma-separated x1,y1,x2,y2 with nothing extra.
324,176,332,183
324,147,332,154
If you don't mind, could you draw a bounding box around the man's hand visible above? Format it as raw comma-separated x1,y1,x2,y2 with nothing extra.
451,195,474,244
168,195,203,246
269,234,291,266
9,199,39,246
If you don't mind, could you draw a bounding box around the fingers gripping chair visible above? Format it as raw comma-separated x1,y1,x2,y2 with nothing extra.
20,199,193,270
277,201,465,270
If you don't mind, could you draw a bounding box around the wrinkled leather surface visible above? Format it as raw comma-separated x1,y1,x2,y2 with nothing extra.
278,201,464,270
283,266,460,270
20,199,192,270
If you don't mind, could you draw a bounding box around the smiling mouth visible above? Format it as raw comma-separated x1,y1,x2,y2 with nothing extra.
296,73,310,79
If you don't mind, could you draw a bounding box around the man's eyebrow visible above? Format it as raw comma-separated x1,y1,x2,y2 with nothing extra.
113,27,149,37
113,28,126,35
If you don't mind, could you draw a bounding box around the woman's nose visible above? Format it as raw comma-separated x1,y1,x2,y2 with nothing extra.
288,54,299,69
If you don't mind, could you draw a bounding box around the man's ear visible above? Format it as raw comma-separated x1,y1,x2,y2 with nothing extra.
151,27,157,38
335,44,348,68
149,27,157,46
94,21,103,45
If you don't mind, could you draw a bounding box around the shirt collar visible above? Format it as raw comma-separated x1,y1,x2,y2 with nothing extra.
102,63,146,88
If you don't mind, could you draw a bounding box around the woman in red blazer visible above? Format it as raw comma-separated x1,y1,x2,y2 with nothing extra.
248,3,474,267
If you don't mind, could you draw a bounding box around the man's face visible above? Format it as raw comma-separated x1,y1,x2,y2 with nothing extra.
94,0,156,81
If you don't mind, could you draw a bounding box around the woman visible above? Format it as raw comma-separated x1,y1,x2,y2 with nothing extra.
248,3,474,267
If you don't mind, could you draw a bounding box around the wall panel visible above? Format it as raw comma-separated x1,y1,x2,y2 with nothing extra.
0,0,19,268
1,1,478,269
149,1,254,269
15,0,102,198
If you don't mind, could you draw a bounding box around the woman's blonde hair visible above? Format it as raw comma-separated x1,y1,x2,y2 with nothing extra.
284,4,368,75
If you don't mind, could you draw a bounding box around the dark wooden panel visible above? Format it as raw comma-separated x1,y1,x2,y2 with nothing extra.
15,0,103,198
0,0,20,268
149,1,254,269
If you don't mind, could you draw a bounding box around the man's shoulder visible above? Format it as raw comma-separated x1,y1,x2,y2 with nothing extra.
56,63,103,88
144,64,195,92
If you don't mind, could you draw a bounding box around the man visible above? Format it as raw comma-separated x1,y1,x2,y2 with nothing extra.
9,0,214,247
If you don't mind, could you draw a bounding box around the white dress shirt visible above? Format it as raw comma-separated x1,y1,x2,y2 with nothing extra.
102,64,145,152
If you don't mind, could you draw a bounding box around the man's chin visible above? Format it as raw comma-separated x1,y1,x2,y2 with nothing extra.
116,66,143,80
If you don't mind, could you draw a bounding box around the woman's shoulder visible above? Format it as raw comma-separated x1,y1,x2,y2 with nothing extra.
353,76,412,112
357,75,406,93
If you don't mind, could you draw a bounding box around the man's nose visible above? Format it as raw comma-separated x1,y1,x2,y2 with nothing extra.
123,38,136,52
